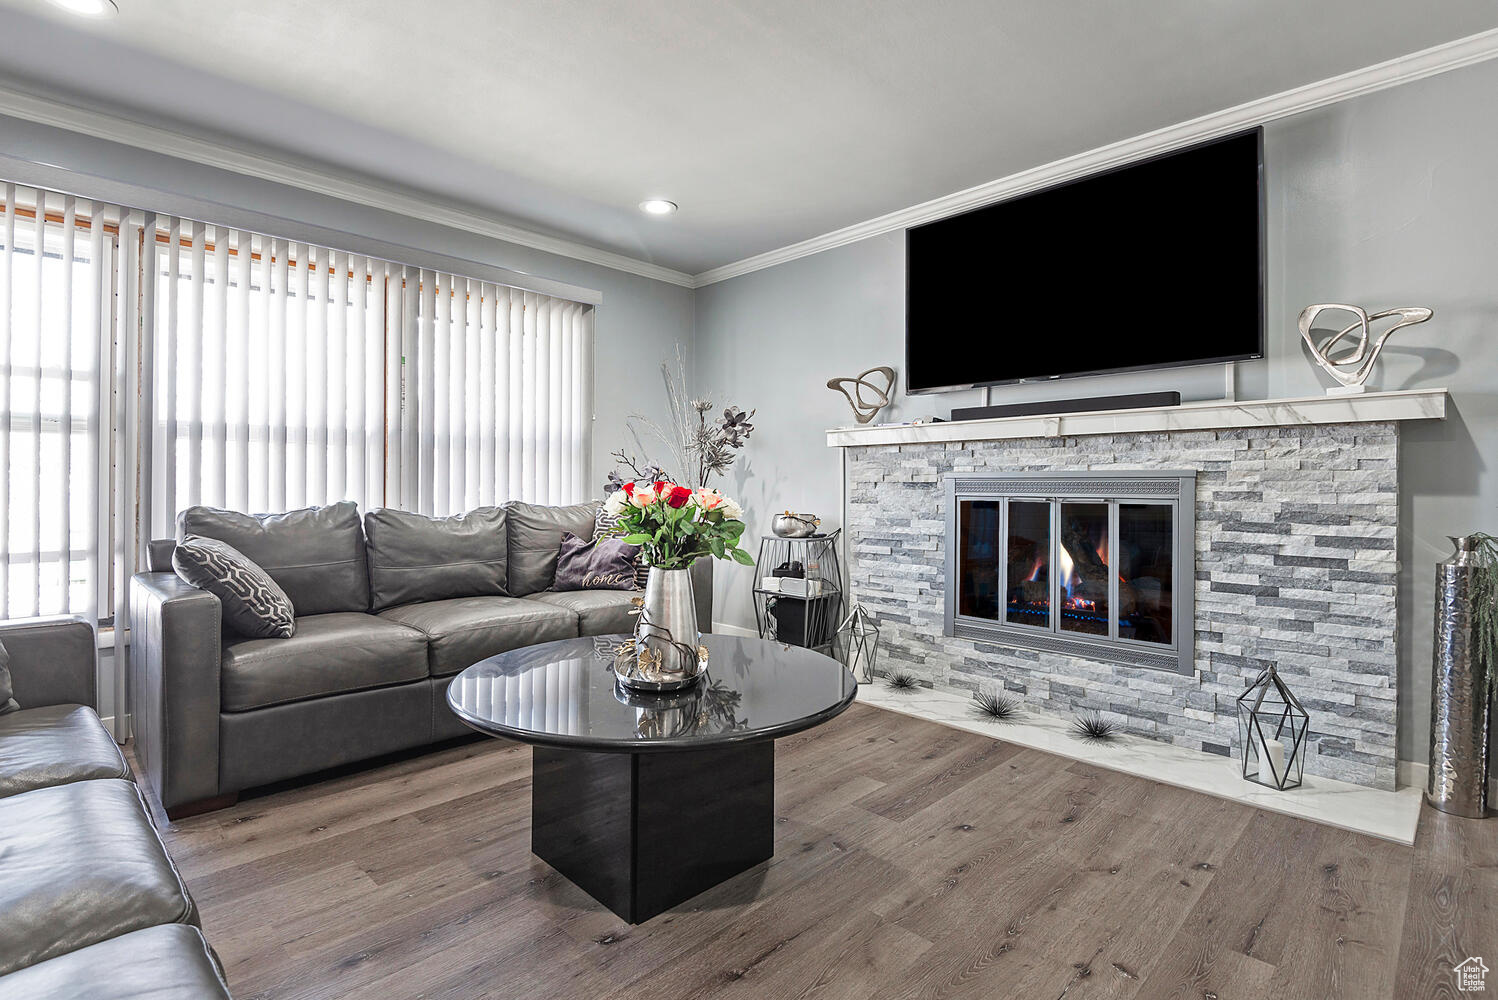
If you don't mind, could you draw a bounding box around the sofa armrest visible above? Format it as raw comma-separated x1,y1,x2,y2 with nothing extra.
0,616,97,709
129,572,222,812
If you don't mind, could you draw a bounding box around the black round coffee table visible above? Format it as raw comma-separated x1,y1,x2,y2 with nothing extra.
447,633,858,923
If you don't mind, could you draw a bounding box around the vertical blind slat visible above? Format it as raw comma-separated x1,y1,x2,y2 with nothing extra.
233,229,253,513
28,192,44,615
464,278,481,510
0,184,13,616
59,197,75,613
268,239,288,512
399,266,419,510
88,206,108,622
478,283,496,508
210,226,229,507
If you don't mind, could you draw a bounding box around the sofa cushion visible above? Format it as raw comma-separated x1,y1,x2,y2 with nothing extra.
220,612,428,712
0,704,129,799
365,506,508,611
530,590,639,637
504,500,599,596
0,924,231,1000
379,596,577,677
172,535,297,638
177,501,370,615
0,639,16,715
0,778,198,977
553,530,640,592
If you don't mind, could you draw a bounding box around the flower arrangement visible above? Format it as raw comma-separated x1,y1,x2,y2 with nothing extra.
601,479,754,570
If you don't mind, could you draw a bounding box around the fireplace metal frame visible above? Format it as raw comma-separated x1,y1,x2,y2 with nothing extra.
943,471,1197,675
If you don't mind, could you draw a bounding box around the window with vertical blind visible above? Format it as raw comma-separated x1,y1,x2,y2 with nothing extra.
146,217,594,536
0,180,595,624
393,273,592,516
148,223,395,533
0,184,122,621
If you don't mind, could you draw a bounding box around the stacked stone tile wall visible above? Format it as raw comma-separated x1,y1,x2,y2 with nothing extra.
846,424,1400,789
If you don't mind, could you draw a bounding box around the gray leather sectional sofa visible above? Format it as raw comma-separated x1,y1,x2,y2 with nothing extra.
130,499,650,819
0,617,231,999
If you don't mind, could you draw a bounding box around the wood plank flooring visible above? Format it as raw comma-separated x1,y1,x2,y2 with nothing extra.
138,704,1497,1000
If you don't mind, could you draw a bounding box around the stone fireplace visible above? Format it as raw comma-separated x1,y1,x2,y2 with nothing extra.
829,390,1449,790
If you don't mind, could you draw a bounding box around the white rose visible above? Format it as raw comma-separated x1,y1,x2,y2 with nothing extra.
603,491,628,517
720,496,743,520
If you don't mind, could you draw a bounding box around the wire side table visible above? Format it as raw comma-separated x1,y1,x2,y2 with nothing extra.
752,531,844,652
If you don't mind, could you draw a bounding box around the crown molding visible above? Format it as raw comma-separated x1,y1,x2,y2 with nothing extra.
0,84,697,289
691,26,1498,288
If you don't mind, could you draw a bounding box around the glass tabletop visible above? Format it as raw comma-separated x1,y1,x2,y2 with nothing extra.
446,633,858,752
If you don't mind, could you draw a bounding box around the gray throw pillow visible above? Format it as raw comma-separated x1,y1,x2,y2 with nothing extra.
553,531,641,592
0,639,17,715
595,506,649,589
173,535,297,639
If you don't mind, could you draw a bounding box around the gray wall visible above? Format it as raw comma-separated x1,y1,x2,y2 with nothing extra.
695,57,1498,765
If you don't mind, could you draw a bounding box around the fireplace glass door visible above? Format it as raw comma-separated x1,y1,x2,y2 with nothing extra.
1117,502,1173,645
956,500,1001,620
1004,500,1050,627
1057,501,1110,636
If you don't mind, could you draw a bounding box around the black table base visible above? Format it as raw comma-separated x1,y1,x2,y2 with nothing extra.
531,742,775,923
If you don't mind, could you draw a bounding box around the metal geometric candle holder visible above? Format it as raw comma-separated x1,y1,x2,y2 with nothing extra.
1236,665,1310,790
834,603,881,683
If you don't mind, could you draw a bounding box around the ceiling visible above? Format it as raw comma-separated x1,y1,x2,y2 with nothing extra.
0,0,1495,277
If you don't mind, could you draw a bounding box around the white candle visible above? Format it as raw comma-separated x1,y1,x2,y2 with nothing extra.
1259,735,1286,785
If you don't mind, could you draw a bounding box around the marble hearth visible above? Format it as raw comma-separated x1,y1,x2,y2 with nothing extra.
827,389,1448,790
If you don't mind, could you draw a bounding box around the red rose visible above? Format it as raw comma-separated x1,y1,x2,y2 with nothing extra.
621,481,635,495
667,485,693,508
654,480,671,493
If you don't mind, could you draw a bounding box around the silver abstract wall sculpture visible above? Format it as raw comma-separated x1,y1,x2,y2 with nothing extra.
827,366,896,424
1298,303,1432,394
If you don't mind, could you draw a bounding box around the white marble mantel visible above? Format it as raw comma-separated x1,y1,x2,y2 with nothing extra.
825,387,1448,448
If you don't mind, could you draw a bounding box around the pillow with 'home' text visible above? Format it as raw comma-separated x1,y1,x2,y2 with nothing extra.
552,531,641,591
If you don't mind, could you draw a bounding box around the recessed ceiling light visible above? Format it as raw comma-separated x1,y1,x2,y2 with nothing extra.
45,0,118,16
639,199,678,216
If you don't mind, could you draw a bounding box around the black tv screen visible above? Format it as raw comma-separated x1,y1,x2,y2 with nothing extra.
906,128,1265,393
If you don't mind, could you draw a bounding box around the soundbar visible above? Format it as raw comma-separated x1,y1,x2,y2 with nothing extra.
951,391,1182,422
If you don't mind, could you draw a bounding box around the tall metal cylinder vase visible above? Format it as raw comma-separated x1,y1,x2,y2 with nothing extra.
1427,535,1492,817
619,565,704,692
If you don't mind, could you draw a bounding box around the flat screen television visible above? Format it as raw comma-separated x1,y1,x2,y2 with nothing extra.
905,128,1265,393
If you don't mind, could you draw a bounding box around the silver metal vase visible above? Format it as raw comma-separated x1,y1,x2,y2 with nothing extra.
1427,535,1492,817
616,564,705,692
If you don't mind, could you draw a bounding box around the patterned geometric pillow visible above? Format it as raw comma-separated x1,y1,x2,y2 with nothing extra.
172,535,297,639
595,505,648,589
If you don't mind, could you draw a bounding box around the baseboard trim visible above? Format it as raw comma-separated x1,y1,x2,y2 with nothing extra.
710,621,760,638
1397,760,1429,791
